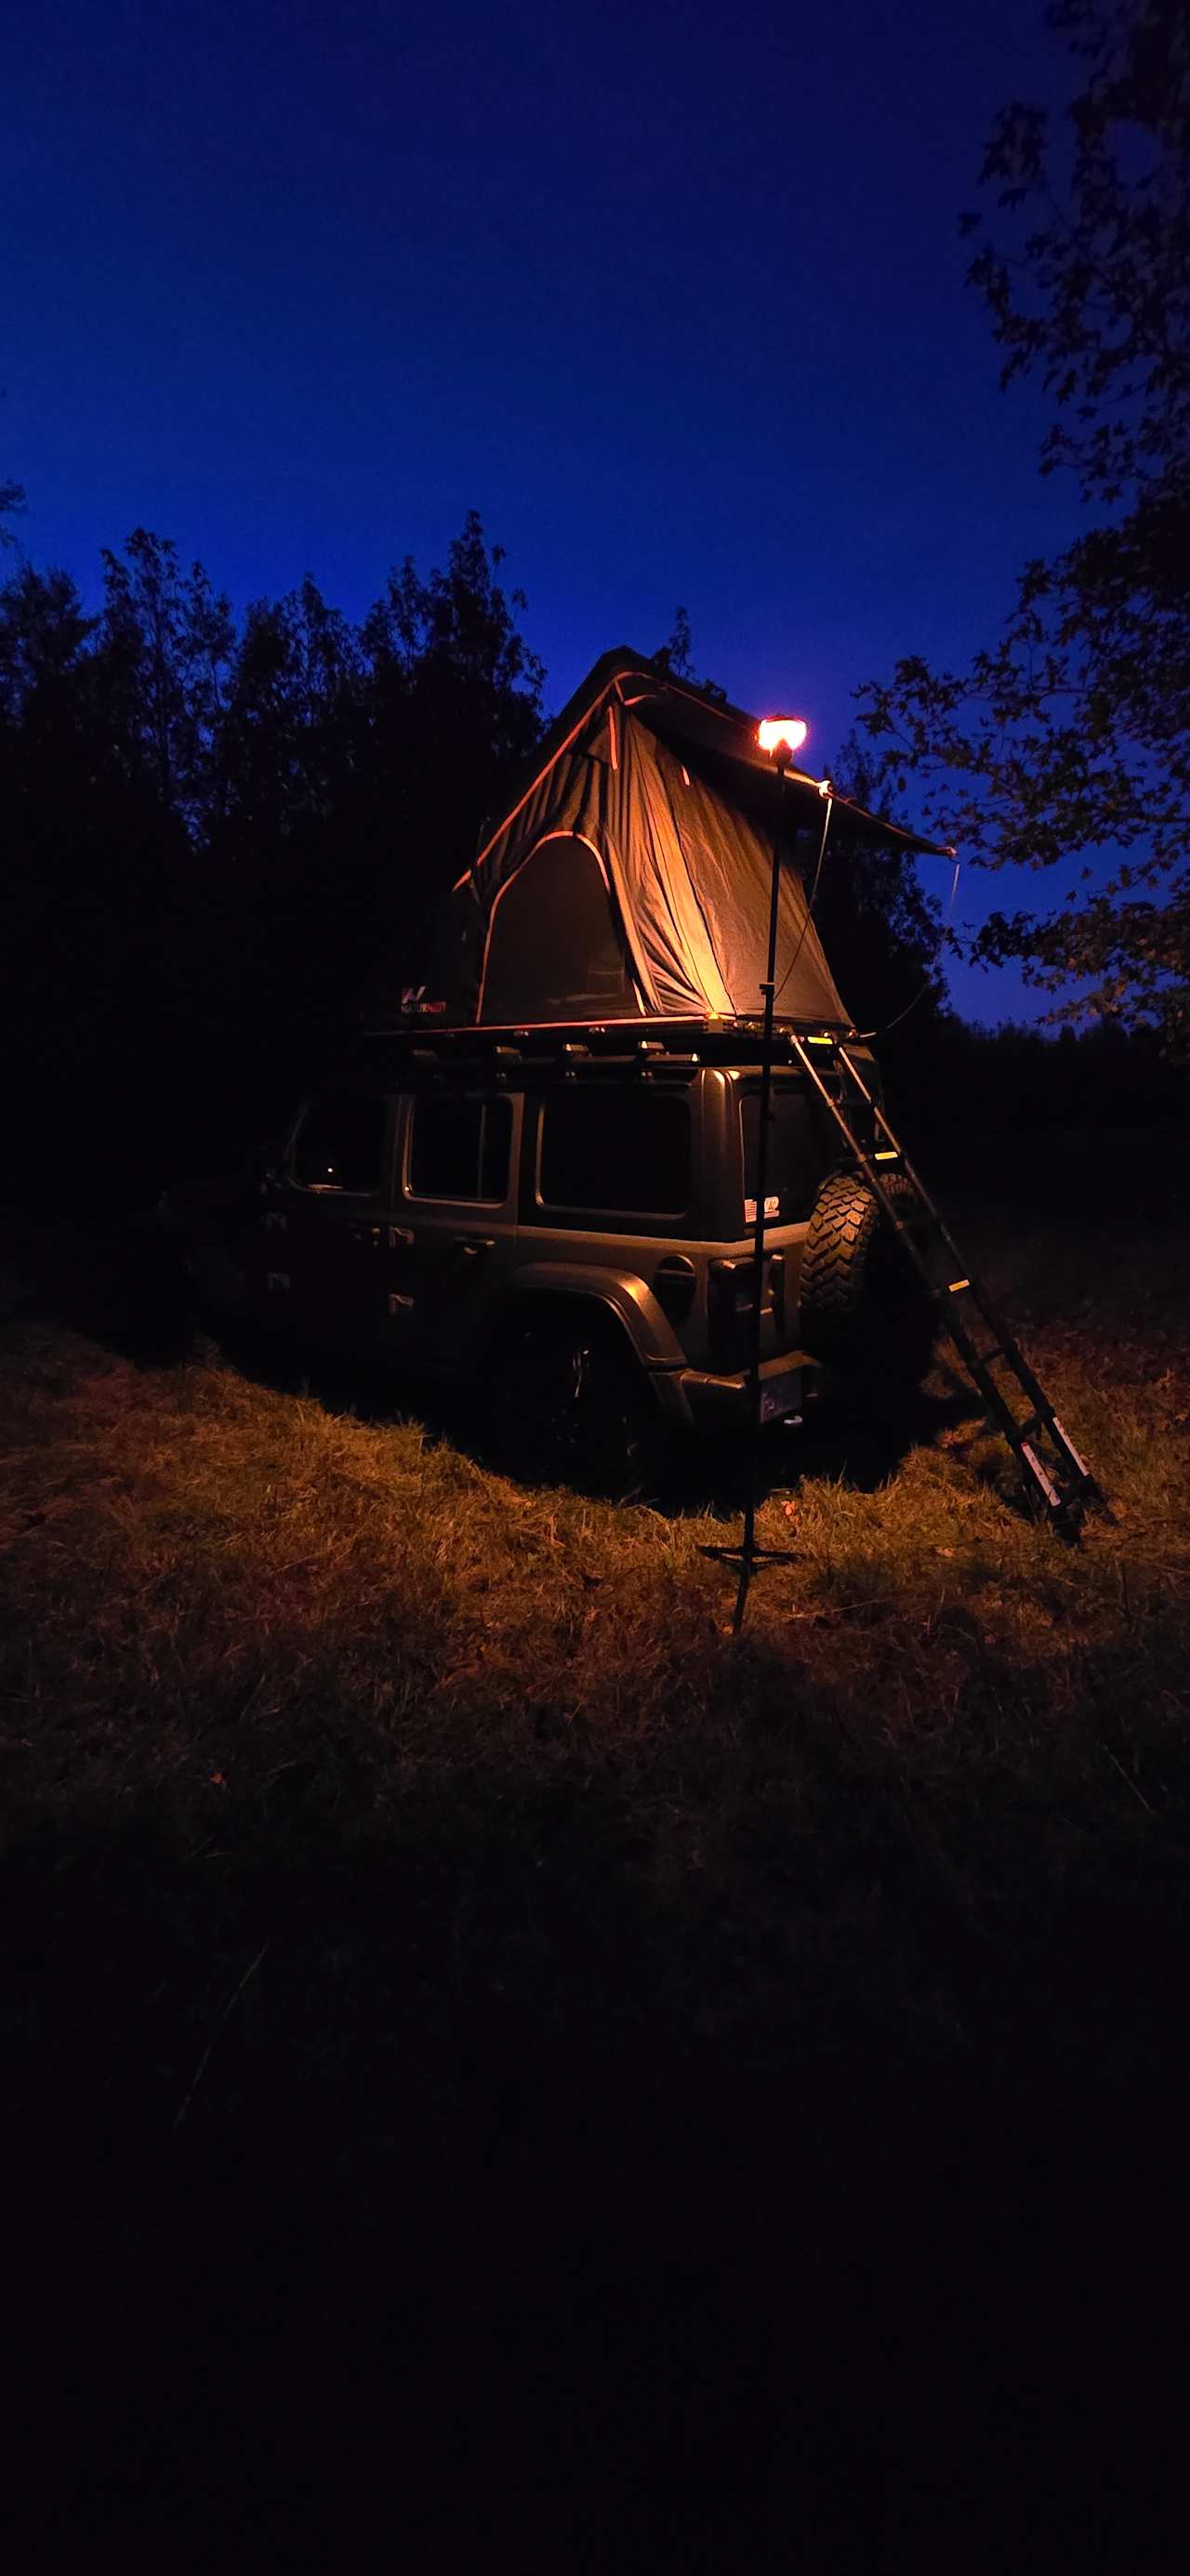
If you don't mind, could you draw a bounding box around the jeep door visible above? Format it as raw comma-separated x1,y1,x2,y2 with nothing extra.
257,1077,397,1357
387,1088,517,1371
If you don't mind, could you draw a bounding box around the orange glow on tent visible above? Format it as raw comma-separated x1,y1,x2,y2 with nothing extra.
757,717,808,759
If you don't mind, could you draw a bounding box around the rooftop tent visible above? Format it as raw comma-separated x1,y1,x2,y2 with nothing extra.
430,650,949,1029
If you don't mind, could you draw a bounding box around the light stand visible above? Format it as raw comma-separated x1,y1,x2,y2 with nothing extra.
703,720,806,1632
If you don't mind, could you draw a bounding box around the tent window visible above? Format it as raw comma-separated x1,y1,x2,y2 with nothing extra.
538,1093,690,1218
407,1095,512,1204
482,836,639,1024
292,1090,386,1195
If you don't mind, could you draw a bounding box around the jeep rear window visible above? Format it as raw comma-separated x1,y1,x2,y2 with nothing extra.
292,1090,387,1195
538,1092,690,1217
408,1095,512,1202
740,1087,821,1223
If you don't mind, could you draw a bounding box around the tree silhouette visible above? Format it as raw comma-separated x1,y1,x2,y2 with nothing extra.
818,732,948,1031
99,531,236,827
651,606,727,704
0,515,550,1196
856,0,1190,1050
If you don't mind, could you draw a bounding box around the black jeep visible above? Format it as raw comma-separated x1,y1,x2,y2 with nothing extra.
161,1017,934,1490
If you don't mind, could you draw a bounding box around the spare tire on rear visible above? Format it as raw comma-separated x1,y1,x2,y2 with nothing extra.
798,1167,936,1386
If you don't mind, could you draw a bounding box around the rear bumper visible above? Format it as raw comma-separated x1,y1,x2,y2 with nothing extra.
655,1350,825,1433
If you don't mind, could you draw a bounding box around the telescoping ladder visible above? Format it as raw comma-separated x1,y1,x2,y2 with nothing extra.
789,1031,1104,1531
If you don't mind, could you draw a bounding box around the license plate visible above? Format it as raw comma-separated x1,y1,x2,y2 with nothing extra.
760,1369,802,1425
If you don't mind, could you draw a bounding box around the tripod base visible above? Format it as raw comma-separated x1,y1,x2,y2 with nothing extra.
700,1539,799,1636
699,1546,798,1570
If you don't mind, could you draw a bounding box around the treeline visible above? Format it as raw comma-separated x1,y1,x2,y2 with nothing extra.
1,513,1181,1210
0,516,546,1202
888,1011,1185,1158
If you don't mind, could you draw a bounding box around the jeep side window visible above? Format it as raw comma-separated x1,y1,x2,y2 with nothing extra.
407,1095,512,1203
292,1090,387,1195
740,1087,822,1223
537,1092,690,1217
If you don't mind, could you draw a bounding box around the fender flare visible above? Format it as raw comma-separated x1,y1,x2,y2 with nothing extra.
504,1262,686,1372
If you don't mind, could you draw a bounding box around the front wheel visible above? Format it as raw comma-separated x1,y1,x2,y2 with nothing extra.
490,1315,665,1496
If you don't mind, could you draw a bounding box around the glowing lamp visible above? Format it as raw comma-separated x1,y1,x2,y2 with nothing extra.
758,717,808,760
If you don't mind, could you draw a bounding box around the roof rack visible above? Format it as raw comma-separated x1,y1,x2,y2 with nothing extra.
354,1015,861,1079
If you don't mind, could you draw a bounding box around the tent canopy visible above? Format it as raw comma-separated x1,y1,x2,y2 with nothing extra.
431,649,952,1030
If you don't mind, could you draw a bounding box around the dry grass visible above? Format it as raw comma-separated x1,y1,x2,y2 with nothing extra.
3,1178,1189,2068
6,1175,1190,2561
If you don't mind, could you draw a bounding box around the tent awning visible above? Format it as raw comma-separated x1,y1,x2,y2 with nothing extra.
455,649,955,893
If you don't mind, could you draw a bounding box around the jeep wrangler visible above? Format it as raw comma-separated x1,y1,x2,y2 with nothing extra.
162,1018,935,1490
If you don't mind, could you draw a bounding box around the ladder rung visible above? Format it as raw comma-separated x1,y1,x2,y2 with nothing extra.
1051,1416,1091,1480
1019,1441,1064,1513
1010,1412,1043,1446
973,1344,1006,1368
947,1278,970,1294
874,1148,899,1162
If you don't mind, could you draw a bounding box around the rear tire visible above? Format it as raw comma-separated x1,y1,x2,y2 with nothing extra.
799,1168,936,1387
490,1314,664,1496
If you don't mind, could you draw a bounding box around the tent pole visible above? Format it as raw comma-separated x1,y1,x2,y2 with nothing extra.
732,753,792,1634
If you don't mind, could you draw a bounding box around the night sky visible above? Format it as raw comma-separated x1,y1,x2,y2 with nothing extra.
4,0,1086,1019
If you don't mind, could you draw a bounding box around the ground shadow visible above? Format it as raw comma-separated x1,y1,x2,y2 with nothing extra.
6,1787,1183,2569
2,1202,200,1364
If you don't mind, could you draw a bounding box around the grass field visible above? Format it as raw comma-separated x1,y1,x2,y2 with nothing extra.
4,1139,1189,2564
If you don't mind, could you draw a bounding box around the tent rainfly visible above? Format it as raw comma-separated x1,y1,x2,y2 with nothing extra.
430,648,952,1031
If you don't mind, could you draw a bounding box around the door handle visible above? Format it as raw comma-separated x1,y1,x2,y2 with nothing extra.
455,1236,495,1261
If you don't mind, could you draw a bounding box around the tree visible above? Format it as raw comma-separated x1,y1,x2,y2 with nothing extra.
0,513,548,1195
855,0,1190,1050
363,509,546,867
356,512,547,1005
651,606,727,702
1,387,24,548
204,517,546,1129
99,530,235,831
0,557,191,1196
0,561,93,717
820,732,949,1040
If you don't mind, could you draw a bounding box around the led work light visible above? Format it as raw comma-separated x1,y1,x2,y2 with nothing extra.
757,717,808,760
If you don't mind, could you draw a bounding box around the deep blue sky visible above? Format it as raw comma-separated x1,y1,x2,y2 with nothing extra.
4,0,1086,1020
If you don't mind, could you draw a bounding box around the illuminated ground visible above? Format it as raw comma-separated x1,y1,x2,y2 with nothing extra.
4,1149,1188,2564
